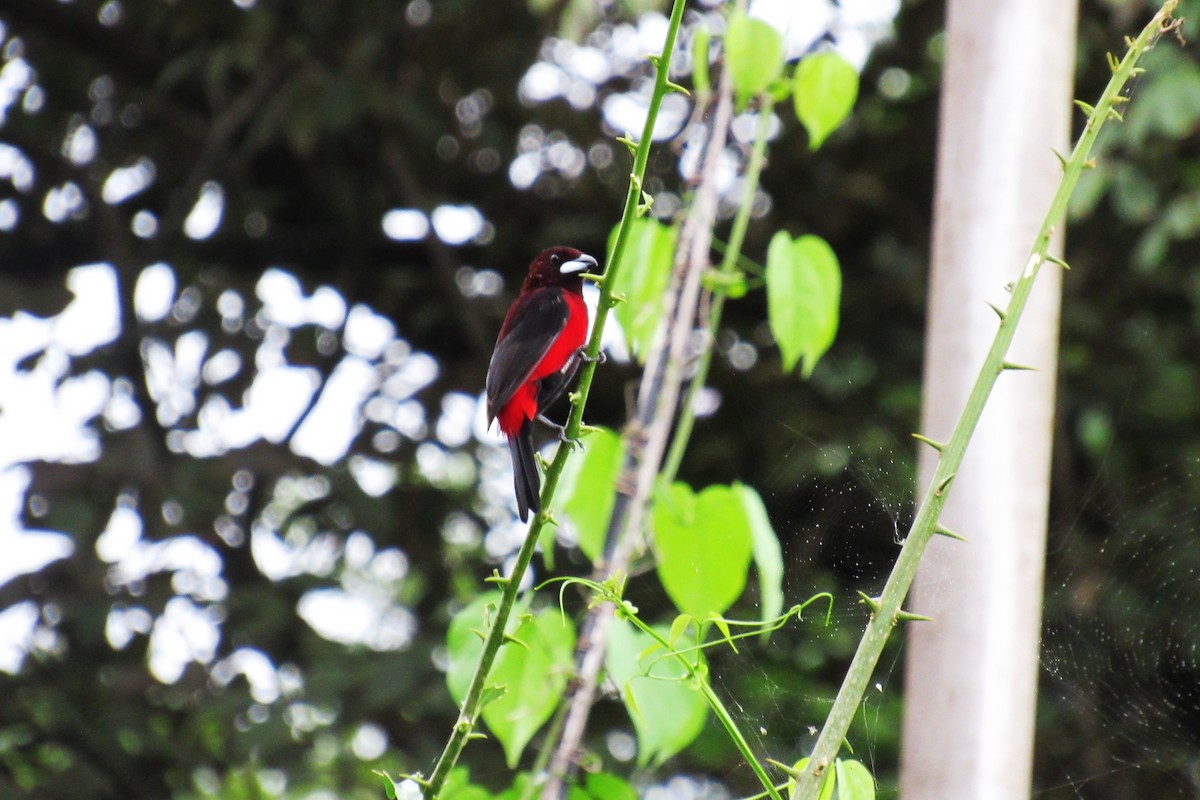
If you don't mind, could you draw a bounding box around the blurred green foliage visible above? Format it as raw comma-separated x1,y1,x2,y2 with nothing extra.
0,0,1198,798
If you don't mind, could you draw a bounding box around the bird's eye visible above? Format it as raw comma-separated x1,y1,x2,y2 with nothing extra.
550,254,560,264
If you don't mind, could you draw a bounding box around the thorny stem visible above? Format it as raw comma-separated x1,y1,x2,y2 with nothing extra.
791,4,1181,797
422,0,689,795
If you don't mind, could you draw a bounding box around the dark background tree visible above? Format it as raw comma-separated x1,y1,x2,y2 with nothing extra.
1,0,1198,798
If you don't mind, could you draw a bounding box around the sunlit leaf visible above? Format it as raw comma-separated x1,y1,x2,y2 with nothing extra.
734,483,783,633
566,771,638,800
610,218,677,361
652,482,753,618
446,592,504,707
726,12,786,107
835,759,876,800
443,767,494,800
445,594,576,766
558,426,625,561
605,617,708,765
766,231,841,377
787,758,836,800
793,52,859,150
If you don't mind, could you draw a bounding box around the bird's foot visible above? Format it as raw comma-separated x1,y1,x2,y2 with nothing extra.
538,414,584,451
576,347,606,365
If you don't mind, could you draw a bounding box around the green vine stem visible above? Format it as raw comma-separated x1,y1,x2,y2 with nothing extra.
661,95,775,485
791,5,1180,798
546,576,834,800
420,0,688,795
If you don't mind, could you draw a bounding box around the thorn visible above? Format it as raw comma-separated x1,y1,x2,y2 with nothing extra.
895,609,934,623
1108,107,1125,122
503,633,530,650
986,301,1007,321
396,773,431,790
1111,94,1131,104
1051,147,1067,170
935,472,955,496
666,80,691,96
934,524,968,542
1002,361,1038,371
1074,99,1096,116
1083,158,1097,169
767,759,802,778
1130,67,1146,76
1124,35,1135,48
616,134,637,156
1004,281,1015,293
648,54,662,69
911,433,946,452
856,591,881,614
1106,52,1120,72
1043,253,1071,270
484,572,509,586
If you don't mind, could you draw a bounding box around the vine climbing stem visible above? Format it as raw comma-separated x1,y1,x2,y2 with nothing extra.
791,4,1181,798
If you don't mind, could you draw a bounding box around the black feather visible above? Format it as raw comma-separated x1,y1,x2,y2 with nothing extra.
509,418,541,522
486,288,569,422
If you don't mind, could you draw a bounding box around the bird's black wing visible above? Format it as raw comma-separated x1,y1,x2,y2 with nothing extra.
486,287,569,422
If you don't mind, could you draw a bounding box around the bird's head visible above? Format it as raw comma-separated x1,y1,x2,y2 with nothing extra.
523,246,597,291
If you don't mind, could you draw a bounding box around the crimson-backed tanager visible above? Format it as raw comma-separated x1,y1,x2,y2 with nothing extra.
486,246,597,521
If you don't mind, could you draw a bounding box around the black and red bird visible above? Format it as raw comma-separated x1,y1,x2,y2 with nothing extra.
486,246,597,521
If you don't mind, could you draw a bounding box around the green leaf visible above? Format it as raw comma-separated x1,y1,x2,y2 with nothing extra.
494,773,536,800
765,231,841,377
445,593,576,766
734,483,783,633
793,52,859,150
443,767,494,800
725,12,785,107
567,772,638,800
652,483,754,618
609,218,677,362
372,770,398,800
835,759,876,800
788,758,836,800
446,592,504,708
605,617,708,765
558,426,624,561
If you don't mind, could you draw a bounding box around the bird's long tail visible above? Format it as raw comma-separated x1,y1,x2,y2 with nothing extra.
508,418,541,522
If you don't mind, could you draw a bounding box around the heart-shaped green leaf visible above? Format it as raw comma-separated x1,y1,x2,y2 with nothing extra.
726,12,785,108
793,51,859,150
766,231,841,377
445,593,576,767
735,482,783,631
652,482,754,618
605,617,708,766
558,426,625,561
836,759,877,800
610,217,677,362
